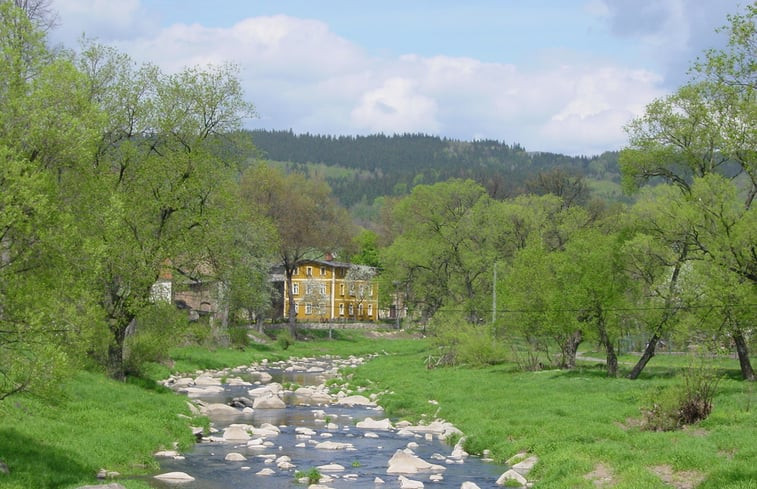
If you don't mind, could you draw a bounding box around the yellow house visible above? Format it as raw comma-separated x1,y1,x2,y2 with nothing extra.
282,259,379,322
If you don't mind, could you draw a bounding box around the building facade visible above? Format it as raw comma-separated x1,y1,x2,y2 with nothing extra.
282,259,379,322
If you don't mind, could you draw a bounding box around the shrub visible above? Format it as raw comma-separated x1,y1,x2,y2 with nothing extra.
428,313,507,367
124,303,191,376
276,329,294,350
295,468,321,484
641,361,721,431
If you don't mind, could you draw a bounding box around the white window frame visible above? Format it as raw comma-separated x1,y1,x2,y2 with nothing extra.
348,303,354,316
339,303,345,316
306,266,313,277
368,304,373,316
305,302,312,315
292,282,299,295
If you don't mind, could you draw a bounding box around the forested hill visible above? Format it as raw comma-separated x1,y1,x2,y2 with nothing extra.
245,129,621,208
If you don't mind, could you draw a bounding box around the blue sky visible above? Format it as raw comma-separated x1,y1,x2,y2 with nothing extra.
49,1,746,155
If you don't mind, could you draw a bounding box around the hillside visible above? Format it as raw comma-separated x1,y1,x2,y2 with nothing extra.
244,130,622,209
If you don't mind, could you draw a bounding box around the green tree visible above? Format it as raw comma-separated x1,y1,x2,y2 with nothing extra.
240,164,354,338
71,41,255,379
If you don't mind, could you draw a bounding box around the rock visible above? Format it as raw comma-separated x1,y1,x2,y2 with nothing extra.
429,474,444,482
399,475,425,489
461,482,481,489
315,441,355,450
375,477,386,484
256,468,276,476
356,417,393,430
96,469,120,479
230,397,254,408
512,456,539,476
318,463,346,471
76,485,126,489
154,450,180,458
194,375,221,386
0,459,8,475
496,469,528,487
203,403,241,417
387,450,446,474
296,427,317,436
223,425,251,441
365,431,380,439
225,452,247,461
253,393,286,409
335,395,375,406
154,471,196,483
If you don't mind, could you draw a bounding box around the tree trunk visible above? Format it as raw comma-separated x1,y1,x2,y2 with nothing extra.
107,320,129,381
285,272,297,339
562,330,583,369
628,332,660,380
596,314,618,377
733,330,755,381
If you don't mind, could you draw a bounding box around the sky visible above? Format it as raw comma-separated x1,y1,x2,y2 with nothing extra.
48,0,747,156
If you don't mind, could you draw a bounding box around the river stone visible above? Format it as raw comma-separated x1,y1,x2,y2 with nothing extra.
154,450,180,458
365,432,380,439
203,403,240,416
335,395,375,406
154,471,196,483
496,469,528,487
387,450,446,474
461,482,481,489
375,477,386,484
77,485,126,489
429,474,444,482
256,468,276,476
356,417,393,430
194,375,221,386
315,440,355,450
223,425,251,441
318,463,345,472
512,455,539,475
296,427,316,436
398,475,425,489
225,452,247,461
253,393,286,409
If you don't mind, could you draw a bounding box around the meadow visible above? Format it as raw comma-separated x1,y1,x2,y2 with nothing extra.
0,329,754,488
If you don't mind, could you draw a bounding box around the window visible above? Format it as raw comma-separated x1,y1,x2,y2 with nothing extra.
305,303,312,315
368,304,373,317
349,284,355,295
294,302,299,313
293,267,298,276
317,303,324,314
348,304,354,316
320,267,326,276
319,284,327,295
306,284,313,295
358,304,363,316
340,283,345,296
358,285,364,296
339,303,344,316
306,266,313,277
369,285,374,297
292,283,299,295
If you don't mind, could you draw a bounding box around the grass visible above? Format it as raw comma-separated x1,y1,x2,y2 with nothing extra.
0,371,197,489
347,342,757,489
1,329,753,489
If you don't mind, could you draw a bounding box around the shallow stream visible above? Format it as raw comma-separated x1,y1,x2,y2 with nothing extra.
146,361,506,489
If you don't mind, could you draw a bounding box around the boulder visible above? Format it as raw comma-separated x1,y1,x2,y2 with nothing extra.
256,468,276,476
223,425,251,441
356,417,393,430
315,441,355,450
335,395,375,406
203,403,240,417
225,452,247,462
154,450,180,458
253,393,286,409
387,450,446,474
398,475,425,489
154,472,196,483
76,485,126,489
512,455,539,476
318,463,345,472
461,482,481,489
496,469,528,487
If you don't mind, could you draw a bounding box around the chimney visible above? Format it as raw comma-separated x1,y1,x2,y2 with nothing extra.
324,252,334,261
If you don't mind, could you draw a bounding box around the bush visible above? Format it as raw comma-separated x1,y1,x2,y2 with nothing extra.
124,303,191,376
641,361,721,431
228,324,250,347
276,329,295,350
428,313,507,367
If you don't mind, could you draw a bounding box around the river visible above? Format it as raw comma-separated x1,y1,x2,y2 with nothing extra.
146,356,508,489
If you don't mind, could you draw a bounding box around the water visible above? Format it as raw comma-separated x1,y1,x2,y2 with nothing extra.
146,362,507,489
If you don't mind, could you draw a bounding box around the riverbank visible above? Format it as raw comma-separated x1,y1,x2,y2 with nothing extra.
0,330,754,488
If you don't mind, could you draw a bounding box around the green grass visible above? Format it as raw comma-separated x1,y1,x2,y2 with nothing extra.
0,371,198,489
348,344,757,489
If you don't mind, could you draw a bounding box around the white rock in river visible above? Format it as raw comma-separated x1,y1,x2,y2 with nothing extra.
387,450,446,474
496,469,528,487
461,482,481,489
225,452,246,461
356,417,393,430
154,471,195,483
253,393,286,409
335,395,375,406
223,425,251,441
315,440,355,450
256,468,276,476
398,475,425,489
202,403,240,416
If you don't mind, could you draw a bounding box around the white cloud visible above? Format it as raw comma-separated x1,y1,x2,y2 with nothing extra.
49,1,676,155
51,0,155,42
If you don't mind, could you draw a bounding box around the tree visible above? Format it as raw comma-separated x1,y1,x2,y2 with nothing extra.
0,3,100,397
525,167,590,208
240,164,353,338
619,4,756,380
70,41,255,379
381,179,495,323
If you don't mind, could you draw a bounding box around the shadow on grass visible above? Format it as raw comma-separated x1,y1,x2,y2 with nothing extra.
0,428,93,489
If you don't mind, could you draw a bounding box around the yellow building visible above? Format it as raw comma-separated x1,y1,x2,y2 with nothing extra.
282,259,379,322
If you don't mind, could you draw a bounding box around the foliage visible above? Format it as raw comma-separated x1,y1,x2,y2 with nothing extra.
123,303,192,377
641,360,722,431
428,312,507,368
276,329,295,350
295,467,322,485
